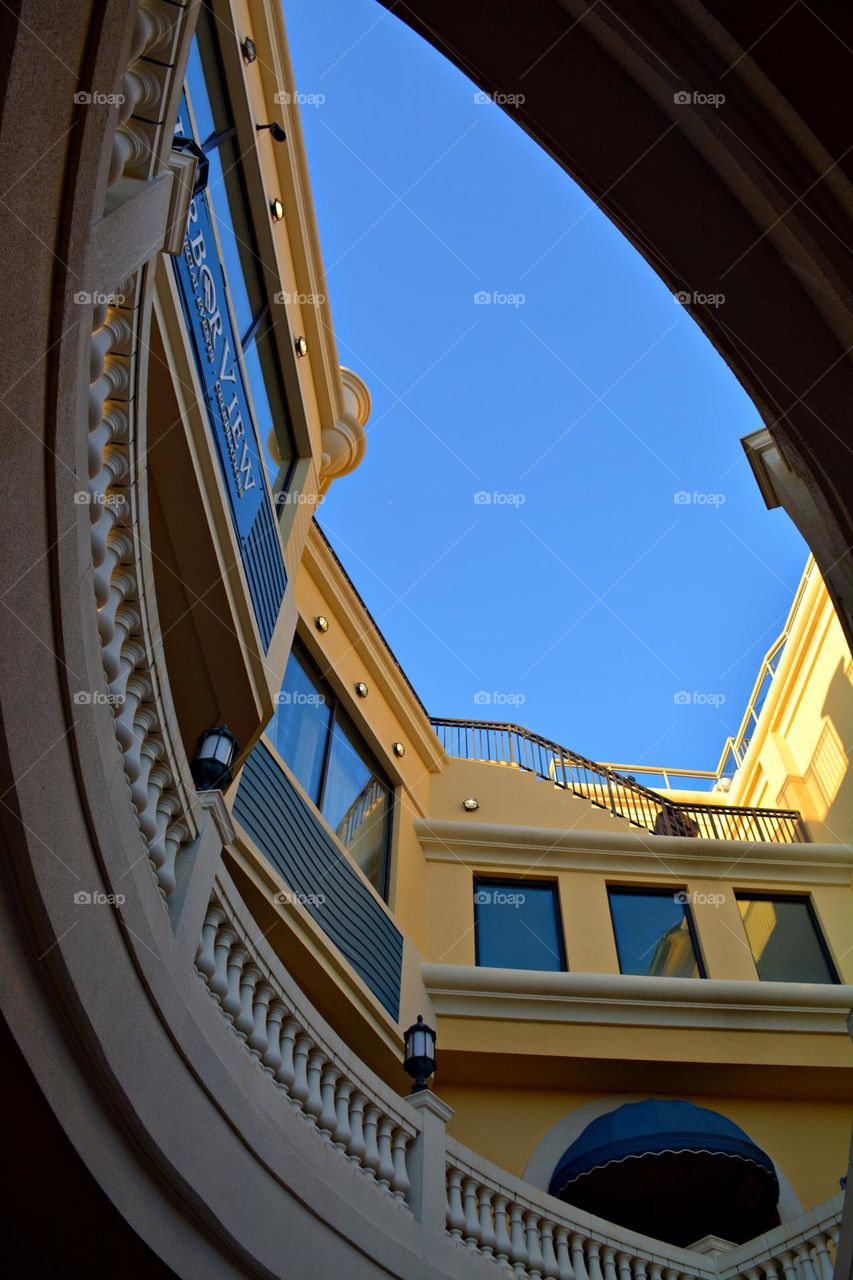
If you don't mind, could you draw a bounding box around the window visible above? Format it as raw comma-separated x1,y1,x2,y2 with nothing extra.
736,894,838,984
271,645,393,897
474,879,566,972
608,887,705,978
181,3,295,490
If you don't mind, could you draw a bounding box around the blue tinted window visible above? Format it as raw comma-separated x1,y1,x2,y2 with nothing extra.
184,37,216,144
475,880,565,971
242,331,287,482
608,888,704,977
204,145,255,341
272,651,330,803
270,647,392,897
737,895,838,983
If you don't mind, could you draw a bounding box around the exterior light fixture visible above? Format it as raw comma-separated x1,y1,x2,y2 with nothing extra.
241,37,257,63
270,198,285,222
403,1015,436,1093
256,121,287,143
315,615,329,633
294,336,309,357
355,682,368,698
392,742,406,758
190,725,239,792
462,797,479,812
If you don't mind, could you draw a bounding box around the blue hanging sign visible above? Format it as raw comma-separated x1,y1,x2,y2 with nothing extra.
171,93,286,650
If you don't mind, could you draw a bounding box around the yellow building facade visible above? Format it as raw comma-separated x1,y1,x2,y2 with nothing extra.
1,0,851,1275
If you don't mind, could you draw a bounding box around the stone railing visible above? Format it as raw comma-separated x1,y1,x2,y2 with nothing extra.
444,1137,843,1280
107,1,190,192
195,871,419,1203
86,279,200,900
716,1196,840,1280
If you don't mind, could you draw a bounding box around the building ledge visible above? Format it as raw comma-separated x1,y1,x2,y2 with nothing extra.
415,817,853,884
423,964,853,1034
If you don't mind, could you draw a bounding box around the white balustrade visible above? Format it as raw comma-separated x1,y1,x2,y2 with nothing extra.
195,881,418,1207
443,1139,845,1280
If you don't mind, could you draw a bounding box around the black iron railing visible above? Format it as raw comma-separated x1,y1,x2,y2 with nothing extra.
430,717,807,844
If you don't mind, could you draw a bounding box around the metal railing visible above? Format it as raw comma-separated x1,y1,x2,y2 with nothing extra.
430,717,806,843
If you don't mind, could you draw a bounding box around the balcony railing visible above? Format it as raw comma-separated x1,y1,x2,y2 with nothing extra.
430,717,806,843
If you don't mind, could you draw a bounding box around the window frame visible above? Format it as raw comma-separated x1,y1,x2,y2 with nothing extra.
184,1,297,496
606,884,707,979
473,876,568,972
274,640,395,900
734,890,840,984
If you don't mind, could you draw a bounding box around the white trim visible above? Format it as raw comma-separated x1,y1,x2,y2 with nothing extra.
423,964,853,1032
415,817,853,884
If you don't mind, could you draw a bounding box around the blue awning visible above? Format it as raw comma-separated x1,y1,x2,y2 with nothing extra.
550,1099,778,1190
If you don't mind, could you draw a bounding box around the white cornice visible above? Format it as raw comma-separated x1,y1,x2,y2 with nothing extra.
423,964,853,1034
415,817,853,885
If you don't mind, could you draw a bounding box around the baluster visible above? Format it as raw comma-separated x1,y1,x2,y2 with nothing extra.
493,1195,512,1265
248,979,273,1060
209,924,236,1003
461,1177,480,1248
571,1235,590,1280
304,1050,325,1125
276,1016,299,1093
390,1128,410,1201
362,1103,381,1178
509,1203,528,1279
477,1186,496,1257
261,1001,286,1078
235,962,260,1042
525,1211,545,1280
195,904,224,980
333,1081,354,1153
222,943,248,1024
347,1092,367,1168
376,1117,396,1190
555,1228,575,1280
446,1168,465,1239
811,1235,834,1280
615,1254,632,1280
602,1247,617,1280
289,1033,311,1111
763,1264,781,1280
318,1065,340,1138
778,1252,799,1280
631,1260,647,1280
588,1241,604,1280
541,1221,560,1279
794,1244,819,1280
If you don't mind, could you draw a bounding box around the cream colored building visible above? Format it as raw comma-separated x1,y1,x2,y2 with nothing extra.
0,0,851,1277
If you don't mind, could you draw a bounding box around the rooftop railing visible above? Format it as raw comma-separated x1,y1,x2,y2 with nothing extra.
430,717,806,844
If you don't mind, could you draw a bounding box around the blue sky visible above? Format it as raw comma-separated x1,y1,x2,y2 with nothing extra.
282,0,808,774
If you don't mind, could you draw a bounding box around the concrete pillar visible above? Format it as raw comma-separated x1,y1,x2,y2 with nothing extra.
407,1090,454,1247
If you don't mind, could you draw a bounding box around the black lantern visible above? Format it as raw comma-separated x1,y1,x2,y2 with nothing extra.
190,725,239,792
403,1015,436,1093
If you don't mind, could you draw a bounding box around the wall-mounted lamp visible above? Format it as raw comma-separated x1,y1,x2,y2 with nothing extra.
315,616,329,633
355,682,369,698
256,121,287,143
403,1015,436,1093
462,797,479,812
190,725,239,792
392,742,406,758
270,198,285,222
241,37,257,63
294,336,309,357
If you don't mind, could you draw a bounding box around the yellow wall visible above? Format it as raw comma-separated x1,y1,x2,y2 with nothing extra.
440,1085,850,1217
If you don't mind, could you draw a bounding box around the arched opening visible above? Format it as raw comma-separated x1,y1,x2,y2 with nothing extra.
548,1099,781,1247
